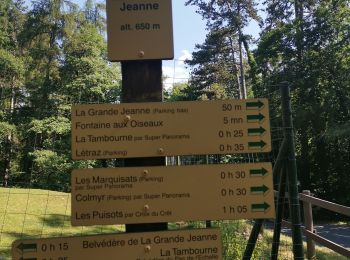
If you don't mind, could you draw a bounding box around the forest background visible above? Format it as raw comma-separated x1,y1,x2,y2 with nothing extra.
0,0,349,220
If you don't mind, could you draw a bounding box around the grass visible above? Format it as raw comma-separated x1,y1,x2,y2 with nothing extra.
170,220,349,259
261,227,349,260
0,187,122,259
1,187,348,259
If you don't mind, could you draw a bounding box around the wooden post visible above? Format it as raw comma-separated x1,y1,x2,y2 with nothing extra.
121,60,167,233
303,190,315,259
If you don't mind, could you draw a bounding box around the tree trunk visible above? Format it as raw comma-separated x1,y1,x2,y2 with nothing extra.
238,33,247,99
294,0,304,63
237,1,246,99
228,36,241,98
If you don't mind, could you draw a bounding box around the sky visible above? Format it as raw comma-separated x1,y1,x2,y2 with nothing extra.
162,1,207,89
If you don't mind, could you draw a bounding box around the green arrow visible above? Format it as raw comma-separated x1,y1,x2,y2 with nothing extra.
17,243,37,253
248,140,267,150
250,168,268,177
251,185,269,194
251,202,270,212
248,127,266,136
247,113,265,123
246,100,264,110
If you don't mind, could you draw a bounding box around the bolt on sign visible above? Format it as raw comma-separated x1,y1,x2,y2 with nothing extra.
106,0,174,61
12,229,222,260
71,99,272,160
71,163,275,226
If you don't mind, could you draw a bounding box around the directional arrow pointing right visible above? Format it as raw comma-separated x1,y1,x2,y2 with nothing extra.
251,202,270,212
248,140,267,150
247,113,265,123
250,185,269,195
249,167,269,177
248,126,266,136
246,100,264,110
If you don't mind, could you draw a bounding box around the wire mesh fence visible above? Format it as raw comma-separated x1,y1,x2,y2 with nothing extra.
1,76,347,259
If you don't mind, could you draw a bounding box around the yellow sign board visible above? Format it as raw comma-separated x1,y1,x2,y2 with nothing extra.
12,229,222,260
106,0,174,61
71,99,271,160
71,163,275,226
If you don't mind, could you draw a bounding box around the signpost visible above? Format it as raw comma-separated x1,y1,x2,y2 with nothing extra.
106,0,173,61
71,99,271,160
71,163,274,226
12,0,277,258
12,229,222,260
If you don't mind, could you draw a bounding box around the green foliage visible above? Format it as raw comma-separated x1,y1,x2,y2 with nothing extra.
186,0,261,99
254,0,350,208
0,0,121,191
29,150,71,191
185,0,260,27
0,0,26,49
185,29,240,98
325,123,350,140
0,49,24,86
186,0,350,212
61,23,121,103
165,82,189,101
201,83,228,100
166,82,228,101
219,221,268,260
29,116,70,136
0,121,16,140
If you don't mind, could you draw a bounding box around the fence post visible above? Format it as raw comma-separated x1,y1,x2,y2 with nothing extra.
280,83,304,259
243,139,287,259
303,190,315,259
